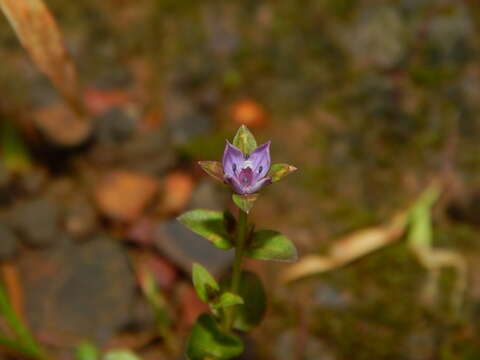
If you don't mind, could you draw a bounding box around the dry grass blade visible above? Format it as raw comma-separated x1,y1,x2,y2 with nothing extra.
282,211,408,283
0,0,82,115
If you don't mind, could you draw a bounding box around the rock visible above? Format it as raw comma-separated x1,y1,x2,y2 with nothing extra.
275,330,337,360
94,170,158,222
0,222,19,259
64,197,98,238
120,129,175,176
19,235,136,345
94,107,137,145
187,180,229,211
154,220,233,276
10,197,61,247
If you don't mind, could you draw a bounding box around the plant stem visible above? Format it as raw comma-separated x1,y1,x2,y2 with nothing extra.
223,209,248,331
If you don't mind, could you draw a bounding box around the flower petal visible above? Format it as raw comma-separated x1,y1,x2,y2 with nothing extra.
225,175,247,195
222,141,244,178
247,141,271,180
248,176,272,193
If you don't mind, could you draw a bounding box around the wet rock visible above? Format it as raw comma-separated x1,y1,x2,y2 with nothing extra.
275,330,337,360
154,220,233,276
19,235,135,345
0,222,19,259
10,197,61,247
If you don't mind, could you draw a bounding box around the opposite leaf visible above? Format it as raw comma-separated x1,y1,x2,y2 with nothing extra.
198,161,224,182
178,209,234,249
212,292,244,310
192,263,219,303
232,125,257,154
186,313,244,360
232,193,259,214
245,230,298,262
269,163,297,182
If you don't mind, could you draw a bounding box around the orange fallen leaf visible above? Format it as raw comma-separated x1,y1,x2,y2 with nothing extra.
95,170,159,222
159,171,194,215
231,99,268,128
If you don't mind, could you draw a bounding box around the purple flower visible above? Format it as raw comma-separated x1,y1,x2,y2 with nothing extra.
222,141,272,195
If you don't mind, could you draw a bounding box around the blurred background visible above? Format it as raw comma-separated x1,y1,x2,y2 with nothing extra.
1,0,480,359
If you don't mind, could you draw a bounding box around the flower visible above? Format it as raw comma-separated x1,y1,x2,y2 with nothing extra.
198,126,296,199
222,141,272,194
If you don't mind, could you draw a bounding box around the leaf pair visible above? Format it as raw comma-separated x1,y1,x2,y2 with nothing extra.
192,264,243,310
177,210,235,250
179,210,297,262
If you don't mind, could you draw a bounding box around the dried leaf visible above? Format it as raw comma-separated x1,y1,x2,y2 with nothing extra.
0,0,83,114
282,211,407,283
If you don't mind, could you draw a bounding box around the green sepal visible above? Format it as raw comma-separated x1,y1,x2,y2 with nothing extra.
232,193,258,214
221,271,266,332
186,313,244,360
211,292,244,310
178,209,234,250
268,163,297,182
192,263,220,303
245,230,298,262
198,161,224,182
232,125,257,154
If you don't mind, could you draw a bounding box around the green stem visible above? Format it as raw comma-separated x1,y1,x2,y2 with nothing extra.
223,209,248,331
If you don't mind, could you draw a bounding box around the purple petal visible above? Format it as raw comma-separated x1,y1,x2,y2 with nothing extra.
247,141,271,180
248,176,272,193
222,141,244,178
225,175,247,195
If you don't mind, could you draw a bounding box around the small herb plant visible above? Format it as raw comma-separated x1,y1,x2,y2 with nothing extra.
178,125,297,359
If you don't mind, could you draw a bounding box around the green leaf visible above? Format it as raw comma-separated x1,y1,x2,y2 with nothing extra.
104,350,141,360
232,125,257,154
221,272,266,332
178,209,234,249
268,163,297,182
232,193,258,214
186,313,244,360
198,161,224,182
212,292,243,310
192,263,220,303
245,230,298,262
75,342,99,360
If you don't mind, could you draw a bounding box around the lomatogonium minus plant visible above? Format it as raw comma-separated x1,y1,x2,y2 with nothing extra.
178,125,297,359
